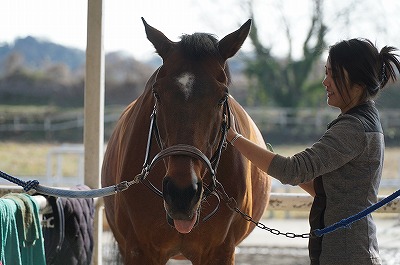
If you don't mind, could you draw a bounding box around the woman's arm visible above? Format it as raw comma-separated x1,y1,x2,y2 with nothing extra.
229,129,316,197
228,112,366,187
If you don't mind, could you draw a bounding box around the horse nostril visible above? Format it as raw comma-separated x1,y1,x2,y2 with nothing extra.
162,176,202,212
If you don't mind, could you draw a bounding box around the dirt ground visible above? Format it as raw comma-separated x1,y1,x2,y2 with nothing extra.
166,247,310,265
104,217,400,265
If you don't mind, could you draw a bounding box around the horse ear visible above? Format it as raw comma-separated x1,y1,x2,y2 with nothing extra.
218,19,251,61
141,17,173,60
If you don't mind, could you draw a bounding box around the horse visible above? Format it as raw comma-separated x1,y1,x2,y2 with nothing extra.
101,18,271,265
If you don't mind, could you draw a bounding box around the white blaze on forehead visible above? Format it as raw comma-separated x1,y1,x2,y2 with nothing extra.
175,72,195,100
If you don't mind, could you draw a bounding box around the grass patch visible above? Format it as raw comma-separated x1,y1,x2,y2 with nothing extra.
0,105,60,116
0,141,81,178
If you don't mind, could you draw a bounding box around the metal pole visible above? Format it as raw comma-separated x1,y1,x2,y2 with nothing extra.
85,0,104,264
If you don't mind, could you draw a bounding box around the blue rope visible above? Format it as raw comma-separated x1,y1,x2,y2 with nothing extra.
313,189,400,237
0,169,131,198
0,169,38,191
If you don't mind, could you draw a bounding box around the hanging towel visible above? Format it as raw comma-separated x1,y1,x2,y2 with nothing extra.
0,193,46,265
0,197,21,264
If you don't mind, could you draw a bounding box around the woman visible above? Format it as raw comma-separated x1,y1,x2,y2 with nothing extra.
228,38,400,265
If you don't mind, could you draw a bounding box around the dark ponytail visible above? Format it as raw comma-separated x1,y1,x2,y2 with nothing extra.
329,39,400,101
379,46,400,89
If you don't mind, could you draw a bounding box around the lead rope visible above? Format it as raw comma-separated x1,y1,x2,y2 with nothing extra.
3,141,400,239
0,169,132,198
219,143,400,238
2,167,400,238
216,177,400,238
312,188,400,237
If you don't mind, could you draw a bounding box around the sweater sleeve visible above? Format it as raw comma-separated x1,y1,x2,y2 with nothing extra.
267,114,366,185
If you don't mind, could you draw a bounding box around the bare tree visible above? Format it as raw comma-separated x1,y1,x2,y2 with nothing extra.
245,0,327,107
196,0,400,107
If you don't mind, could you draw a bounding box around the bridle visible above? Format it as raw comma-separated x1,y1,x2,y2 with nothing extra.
136,96,231,200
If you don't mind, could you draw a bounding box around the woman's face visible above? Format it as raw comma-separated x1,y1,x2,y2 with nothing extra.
322,57,362,113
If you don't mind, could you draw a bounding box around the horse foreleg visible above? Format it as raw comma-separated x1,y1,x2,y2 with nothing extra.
123,252,171,265
122,240,172,265
191,247,235,265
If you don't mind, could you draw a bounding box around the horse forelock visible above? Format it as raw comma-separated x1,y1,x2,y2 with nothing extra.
178,33,232,85
179,33,219,59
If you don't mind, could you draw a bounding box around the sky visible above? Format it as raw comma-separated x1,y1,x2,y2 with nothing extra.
2,0,400,61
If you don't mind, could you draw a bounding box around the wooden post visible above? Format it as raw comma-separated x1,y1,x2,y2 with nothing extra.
84,0,104,264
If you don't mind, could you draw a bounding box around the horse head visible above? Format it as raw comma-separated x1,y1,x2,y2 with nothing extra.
141,18,251,234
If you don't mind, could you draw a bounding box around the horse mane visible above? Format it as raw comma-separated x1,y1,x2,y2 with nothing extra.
179,33,231,84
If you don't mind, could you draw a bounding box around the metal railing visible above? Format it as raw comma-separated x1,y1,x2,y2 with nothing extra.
2,107,400,133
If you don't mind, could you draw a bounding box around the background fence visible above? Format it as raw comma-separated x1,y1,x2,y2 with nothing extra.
2,107,400,144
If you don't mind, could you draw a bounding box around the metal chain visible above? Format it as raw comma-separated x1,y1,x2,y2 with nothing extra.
232,205,311,239
216,181,311,239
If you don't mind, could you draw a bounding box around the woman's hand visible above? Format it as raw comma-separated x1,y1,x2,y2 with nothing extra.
227,113,238,142
226,107,275,173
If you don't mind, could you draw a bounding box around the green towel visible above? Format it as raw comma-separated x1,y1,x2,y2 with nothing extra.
0,198,20,264
0,194,46,265
3,194,39,248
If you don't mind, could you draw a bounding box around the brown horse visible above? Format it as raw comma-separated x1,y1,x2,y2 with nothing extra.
101,18,271,264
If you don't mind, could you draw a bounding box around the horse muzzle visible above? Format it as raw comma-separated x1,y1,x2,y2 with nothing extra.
140,143,218,233
163,176,203,234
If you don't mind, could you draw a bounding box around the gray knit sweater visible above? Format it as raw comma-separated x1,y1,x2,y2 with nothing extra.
268,101,383,265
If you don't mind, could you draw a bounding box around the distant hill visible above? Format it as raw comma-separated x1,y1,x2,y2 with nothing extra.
0,36,250,106
0,35,247,74
0,36,85,72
